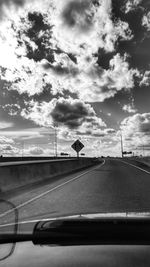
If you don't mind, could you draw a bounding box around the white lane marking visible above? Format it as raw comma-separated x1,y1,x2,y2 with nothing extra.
0,160,105,219
119,160,150,175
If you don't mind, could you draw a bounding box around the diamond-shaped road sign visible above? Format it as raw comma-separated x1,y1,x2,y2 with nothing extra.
71,139,84,155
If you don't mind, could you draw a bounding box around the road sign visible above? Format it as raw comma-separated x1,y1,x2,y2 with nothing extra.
71,139,84,157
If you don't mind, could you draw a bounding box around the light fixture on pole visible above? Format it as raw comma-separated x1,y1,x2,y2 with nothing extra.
53,122,58,158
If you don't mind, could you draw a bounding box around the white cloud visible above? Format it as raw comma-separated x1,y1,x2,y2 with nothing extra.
0,121,14,129
77,53,139,102
124,0,142,13
58,129,75,141
3,104,21,116
21,97,106,132
121,113,150,135
122,104,137,113
49,0,132,54
0,0,135,102
0,136,14,144
28,146,44,155
142,12,150,31
120,113,150,154
0,129,48,139
0,144,19,155
24,145,55,156
140,71,150,86
43,53,139,102
90,138,121,157
58,126,116,142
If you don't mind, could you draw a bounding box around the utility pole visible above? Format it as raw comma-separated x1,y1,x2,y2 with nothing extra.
143,144,145,158
22,141,24,157
54,125,58,158
120,130,124,158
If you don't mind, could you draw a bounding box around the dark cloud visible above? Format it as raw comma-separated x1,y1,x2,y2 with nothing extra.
67,53,77,64
62,0,94,32
17,11,78,68
96,48,116,70
17,11,54,63
111,0,150,70
51,98,95,129
76,130,105,137
45,62,78,76
30,83,53,102
106,129,116,134
0,80,42,130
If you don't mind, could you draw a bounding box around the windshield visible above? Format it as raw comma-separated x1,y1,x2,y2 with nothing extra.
0,0,150,232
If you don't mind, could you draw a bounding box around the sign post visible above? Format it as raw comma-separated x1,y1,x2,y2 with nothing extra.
71,139,84,158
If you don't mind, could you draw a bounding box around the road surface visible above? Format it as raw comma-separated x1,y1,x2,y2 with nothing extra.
1,158,150,226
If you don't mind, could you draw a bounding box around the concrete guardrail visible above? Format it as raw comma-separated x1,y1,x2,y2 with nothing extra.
0,158,100,193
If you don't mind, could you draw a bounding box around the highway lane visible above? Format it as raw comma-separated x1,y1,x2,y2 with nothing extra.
1,159,150,226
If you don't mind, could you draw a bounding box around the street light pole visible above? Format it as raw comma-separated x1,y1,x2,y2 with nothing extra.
22,141,24,157
54,125,58,158
142,144,145,158
120,130,124,158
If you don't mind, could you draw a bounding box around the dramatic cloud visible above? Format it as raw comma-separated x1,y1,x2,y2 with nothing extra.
140,71,150,86
42,53,139,102
21,97,106,130
120,113,150,154
17,11,54,63
0,0,150,156
77,53,139,102
121,113,150,135
52,0,132,53
0,0,135,102
142,11,150,31
50,98,97,129
61,0,94,32
124,0,142,13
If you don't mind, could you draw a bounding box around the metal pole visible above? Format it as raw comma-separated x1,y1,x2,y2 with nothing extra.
143,144,145,158
54,126,57,158
22,141,24,157
120,130,124,158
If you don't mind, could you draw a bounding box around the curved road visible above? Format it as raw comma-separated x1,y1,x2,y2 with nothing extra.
1,158,150,226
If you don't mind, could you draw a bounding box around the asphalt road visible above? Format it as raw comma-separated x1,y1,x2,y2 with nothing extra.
1,158,150,226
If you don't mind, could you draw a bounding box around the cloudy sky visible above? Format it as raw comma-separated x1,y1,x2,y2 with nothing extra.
0,0,150,157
